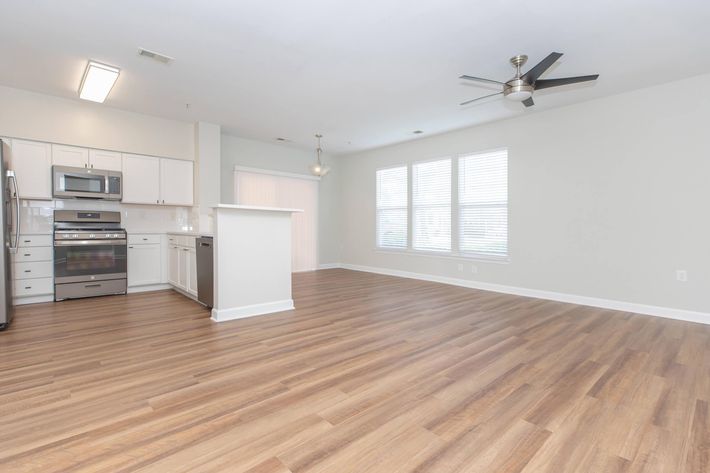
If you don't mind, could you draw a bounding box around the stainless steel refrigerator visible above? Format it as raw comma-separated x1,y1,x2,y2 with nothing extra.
0,140,19,331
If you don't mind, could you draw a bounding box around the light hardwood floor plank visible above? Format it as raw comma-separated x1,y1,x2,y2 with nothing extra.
0,268,709,472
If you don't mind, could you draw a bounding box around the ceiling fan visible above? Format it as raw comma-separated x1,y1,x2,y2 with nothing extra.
459,52,598,107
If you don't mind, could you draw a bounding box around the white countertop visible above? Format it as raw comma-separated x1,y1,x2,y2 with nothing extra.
213,204,303,213
166,230,213,237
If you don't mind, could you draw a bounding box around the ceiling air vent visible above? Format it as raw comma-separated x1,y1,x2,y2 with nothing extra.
138,48,173,64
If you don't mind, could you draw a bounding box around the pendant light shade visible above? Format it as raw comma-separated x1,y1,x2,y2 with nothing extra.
310,133,330,177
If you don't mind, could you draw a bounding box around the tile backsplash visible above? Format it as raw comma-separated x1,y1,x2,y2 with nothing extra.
20,199,199,234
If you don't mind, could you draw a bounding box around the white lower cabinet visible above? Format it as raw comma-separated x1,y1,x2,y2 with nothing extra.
168,243,180,287
187,248,197,296
177,247,188,290
167,234,197,299
127,243,162,287
127,234,164,288
12,234,54,304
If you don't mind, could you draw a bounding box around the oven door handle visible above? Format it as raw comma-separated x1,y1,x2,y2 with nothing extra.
54,239,127,246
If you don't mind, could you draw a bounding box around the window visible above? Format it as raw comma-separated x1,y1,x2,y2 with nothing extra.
376,166,408,248
458,150,508,258
374,149,508,260
413,159,451,251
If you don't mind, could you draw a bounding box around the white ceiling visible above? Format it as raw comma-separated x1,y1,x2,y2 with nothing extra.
1,0,708,153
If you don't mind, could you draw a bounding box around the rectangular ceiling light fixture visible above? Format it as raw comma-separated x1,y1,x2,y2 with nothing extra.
78,60,120,103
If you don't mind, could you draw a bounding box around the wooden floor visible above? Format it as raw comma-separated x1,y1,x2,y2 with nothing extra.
0,269,709,473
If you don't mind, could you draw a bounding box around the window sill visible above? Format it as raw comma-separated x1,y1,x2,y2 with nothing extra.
373,247,510,264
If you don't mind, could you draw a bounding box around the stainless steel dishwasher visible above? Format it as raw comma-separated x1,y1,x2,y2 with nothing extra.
196,236,214,308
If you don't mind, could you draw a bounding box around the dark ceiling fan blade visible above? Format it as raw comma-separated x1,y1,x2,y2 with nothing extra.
459,75,505,86
521,52,563,84
522,97,534,107
460,91,503,106
533,75,599,90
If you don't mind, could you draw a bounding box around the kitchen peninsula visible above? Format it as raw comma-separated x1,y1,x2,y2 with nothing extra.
210,204,302,322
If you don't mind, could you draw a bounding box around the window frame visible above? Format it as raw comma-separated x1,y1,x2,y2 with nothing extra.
375,164,409,250
456,148,509,260
374,148,509,263
411,156,453,253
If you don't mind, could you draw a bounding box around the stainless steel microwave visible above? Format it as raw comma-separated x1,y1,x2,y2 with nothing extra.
52,165,122,200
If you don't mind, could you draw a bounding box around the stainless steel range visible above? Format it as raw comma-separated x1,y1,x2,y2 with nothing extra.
53,210,127,301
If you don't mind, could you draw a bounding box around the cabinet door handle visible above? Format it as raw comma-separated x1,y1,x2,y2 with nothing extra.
24,269,31,273
128,246,134,249
162,199,165,204
24,286,32,289
23,253,31,257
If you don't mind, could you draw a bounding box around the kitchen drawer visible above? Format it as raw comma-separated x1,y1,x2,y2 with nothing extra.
19,234,52,247
13,246,53,262
14,261,53,280
128,234,161,245
13,277,54,297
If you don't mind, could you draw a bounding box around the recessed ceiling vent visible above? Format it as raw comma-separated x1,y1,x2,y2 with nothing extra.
138,48,173,64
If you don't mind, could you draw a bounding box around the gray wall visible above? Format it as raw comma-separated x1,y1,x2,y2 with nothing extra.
220,134,341,264
338,73,710,313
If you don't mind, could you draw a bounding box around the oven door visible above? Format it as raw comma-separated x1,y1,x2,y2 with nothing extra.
53,166,109,199
54,240,127,284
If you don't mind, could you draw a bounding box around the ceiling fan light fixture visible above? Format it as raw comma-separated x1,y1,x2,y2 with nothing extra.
505,89,533,102
459,52,599,108
503,79,533,102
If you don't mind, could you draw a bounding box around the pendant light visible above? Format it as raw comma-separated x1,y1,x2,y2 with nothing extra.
309,133,330,177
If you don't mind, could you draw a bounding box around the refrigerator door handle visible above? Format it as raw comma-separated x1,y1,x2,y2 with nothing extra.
6,170,19,254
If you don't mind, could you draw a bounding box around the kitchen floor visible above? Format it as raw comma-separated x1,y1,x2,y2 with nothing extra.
0,269,709,472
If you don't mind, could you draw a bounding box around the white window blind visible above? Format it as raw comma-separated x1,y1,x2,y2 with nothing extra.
376,166,408,248
413,159,451,251
458,149,508,258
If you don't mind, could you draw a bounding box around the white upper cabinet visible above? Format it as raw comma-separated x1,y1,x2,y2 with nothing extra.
89,149,122,171
52,144,89,168
52,146,122,172
8,139,52,200
122,153,161,204
160,158,194,206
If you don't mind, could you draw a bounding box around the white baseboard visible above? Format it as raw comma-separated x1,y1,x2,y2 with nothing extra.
211,299,294,323
318,263,341,270
127,284,171,294
333,263,710,326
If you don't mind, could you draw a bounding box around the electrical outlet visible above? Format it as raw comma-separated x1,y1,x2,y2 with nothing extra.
471,265,478,274
457,263,464,272
676,270,688,282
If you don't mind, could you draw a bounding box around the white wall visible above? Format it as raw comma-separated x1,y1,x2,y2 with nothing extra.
0,85,194,160
221,134,341,264
339,73,710,314
194,122,221,232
